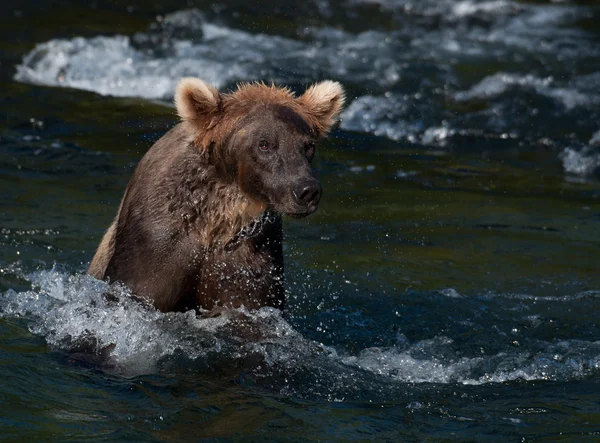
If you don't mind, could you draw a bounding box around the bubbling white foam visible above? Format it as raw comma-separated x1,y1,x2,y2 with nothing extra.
344,338,600,385
560,146,600,178
0,268,330,375
2,269,600,388
14,11,402,98
13,4,600,165
454,73,597,110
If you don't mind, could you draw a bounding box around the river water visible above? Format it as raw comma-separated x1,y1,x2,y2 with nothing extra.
1,0,599,440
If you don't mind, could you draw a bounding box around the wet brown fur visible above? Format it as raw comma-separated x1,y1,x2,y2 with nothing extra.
89,78,344,313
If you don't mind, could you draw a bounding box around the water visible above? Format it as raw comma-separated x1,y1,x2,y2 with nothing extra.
1,0,600,440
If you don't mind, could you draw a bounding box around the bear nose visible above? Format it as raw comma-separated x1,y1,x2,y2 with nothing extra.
293,180,322,209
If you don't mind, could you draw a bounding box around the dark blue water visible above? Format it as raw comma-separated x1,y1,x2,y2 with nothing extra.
1,0,600,440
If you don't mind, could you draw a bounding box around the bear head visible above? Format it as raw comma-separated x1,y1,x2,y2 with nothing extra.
174,77,345,218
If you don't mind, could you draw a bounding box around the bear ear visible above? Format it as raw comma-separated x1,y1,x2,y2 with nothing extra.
297,80,345,135
174,77,221,127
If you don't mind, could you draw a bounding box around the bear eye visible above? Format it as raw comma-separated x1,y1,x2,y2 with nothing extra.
258,140,270,152
305,142,316,160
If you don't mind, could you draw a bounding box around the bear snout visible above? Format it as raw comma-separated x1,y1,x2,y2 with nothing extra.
292,179,322,214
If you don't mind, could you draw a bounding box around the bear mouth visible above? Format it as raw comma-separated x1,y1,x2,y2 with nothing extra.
283,205,318,219
268,191,320,219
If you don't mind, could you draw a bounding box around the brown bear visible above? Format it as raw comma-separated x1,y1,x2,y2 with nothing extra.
88,77,345,314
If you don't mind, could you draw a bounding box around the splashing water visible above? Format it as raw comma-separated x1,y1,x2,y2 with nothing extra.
2,267,599,400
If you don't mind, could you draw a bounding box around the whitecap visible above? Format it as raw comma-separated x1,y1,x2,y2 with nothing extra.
344,335,600,385
0,268,332,376
14,10,405,99
340,94,428,142
350,0,517,18
340,94,457,146
560,146,600,178
454,73,595,110
2,269,600,388
450,0,515,18
558,128,600,178
13,4,599,153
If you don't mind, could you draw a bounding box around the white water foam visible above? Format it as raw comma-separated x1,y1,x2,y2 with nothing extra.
13,4,599,157
341,71,598,146
450,1,515,18
0,268,332,375
350,0,516,16
559,129,600,178
14,9,403,98
340,94,457,146
14,33,268,98
340,94,426,142
454,73,596,110
344,337,600,385
560,147,600,178
352,0,595,56
2,269,599,388
17,2,592,100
